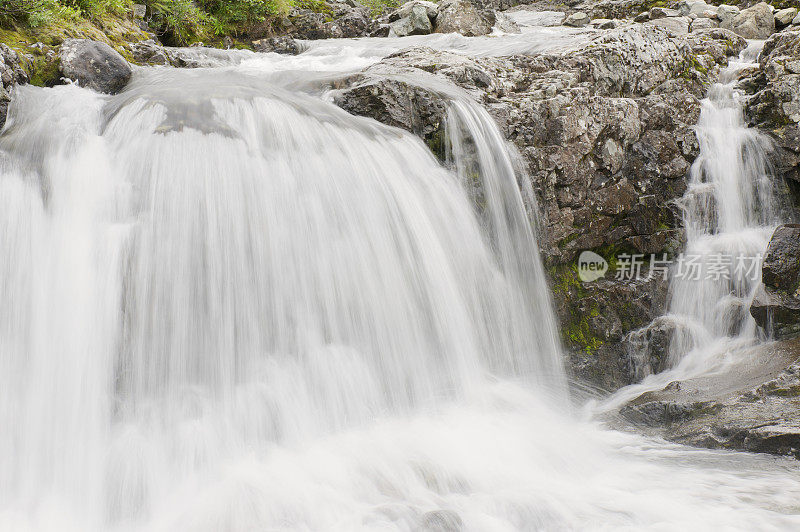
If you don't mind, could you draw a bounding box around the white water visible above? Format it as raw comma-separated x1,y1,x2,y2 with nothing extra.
2,27,800,532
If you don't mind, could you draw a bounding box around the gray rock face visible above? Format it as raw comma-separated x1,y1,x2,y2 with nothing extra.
434,0,494,36
389,4,433,36
333,25,746,390
775,8,798,27
0,44,29,128
564,12,590,27
58,39,132,94
252,36,306,55
744,31,800,191
750,225,800,339
730,2,775,39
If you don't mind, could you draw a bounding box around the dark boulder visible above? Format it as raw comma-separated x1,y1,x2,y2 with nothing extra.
751,224,800,339
58,39,132,94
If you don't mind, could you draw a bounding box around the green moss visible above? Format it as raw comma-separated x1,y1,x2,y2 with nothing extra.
24,54,60,86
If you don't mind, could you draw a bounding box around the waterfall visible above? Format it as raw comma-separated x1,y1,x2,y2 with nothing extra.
625,42,784,382
2,38,800,531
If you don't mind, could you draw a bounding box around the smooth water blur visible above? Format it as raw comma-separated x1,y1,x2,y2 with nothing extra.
1,26,799,532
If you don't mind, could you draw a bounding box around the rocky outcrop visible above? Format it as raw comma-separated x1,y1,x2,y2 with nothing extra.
744,30,800,193
287,0,373,39
58,39,131,94
0,44,29,129
333,25,747,389
619,337,800,458
751,224,800,339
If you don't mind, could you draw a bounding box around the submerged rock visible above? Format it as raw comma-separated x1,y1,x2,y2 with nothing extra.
564,12,590,28
58,39,131,94
252,36,305,55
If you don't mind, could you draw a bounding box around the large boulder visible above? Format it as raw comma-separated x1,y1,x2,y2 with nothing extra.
58,39,132,94
751,225,800,339
730,2,775,39
389,4,434,36
775,8,798,28
434,0,494,36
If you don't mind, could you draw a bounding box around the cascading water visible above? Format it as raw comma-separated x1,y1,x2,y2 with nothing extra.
2,24,800,531
617,42,786,390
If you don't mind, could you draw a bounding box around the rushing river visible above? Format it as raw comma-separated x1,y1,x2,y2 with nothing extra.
1,15,799,532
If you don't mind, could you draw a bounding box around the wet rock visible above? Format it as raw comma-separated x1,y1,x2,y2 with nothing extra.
434,0,494,36
564,12,590,27
619,337,800,458
332,63,449,142
762,225,800,291
0,44,29,128
750,225,800,339
744,31,800,190
389,4,433,36
730,2,775,39
252,36,306,55
58,39,132,94
775,8,798,28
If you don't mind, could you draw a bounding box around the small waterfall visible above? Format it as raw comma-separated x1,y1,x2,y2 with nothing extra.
626,42,783,382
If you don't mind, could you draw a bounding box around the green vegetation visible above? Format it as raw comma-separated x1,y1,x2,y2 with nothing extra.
0,0,400,48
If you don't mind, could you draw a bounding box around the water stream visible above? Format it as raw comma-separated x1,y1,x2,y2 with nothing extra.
601,41,789,410
1,22,800,532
